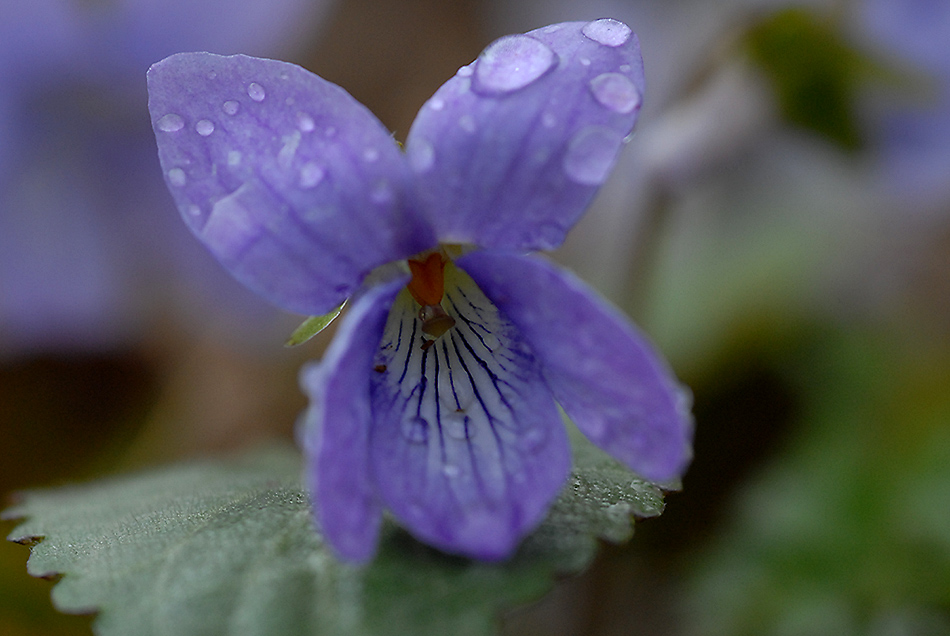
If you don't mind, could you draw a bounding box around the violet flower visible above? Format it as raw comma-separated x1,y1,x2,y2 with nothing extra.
148,19,693,561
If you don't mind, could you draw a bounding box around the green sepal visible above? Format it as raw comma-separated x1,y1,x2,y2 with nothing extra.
284,302,345,347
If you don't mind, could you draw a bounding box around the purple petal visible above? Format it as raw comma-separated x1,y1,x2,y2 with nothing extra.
368,264,570,559
298,277,407,563
148,52,434,315
405,20,644,250
459,251,692,482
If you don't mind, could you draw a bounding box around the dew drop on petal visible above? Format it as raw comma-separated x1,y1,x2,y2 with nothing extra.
589,72,641,114
520,427,546,452
362,148,379,163
535,222,564,249
157,113,184,132
370,179,393,204
442,464,460,478
167,167,186,186
457,64,474,78
429,97,445,111
195,119,215,136
187,204,201,216
401,416,429,443
408,139,435,173
222,100,240,115
444,412,471,440
582,18,632,47
473,35,556,95
247,82,266,101
297,112,315,132
579,57,591,67
298,162,325,189
458,114,476,133
562,126,623,185
542,112,557,128
227,150,242,166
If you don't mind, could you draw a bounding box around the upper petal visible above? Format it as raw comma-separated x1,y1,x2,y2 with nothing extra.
459,251,692,482
405,20,644,251
298,277,407,563
148,52,434,315
368,263,571,559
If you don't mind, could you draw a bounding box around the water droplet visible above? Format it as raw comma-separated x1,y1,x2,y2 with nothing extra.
457,64,474,78
187,204,201,216
540,24,563,34
458,114,476,133
619,64,632,73
227,150,242,166
195,119,215,136
370,179,393,203
442,464,460,478
362,148,379,163
589,72,641,114
579,57,591,67
222,100,240,115
157,113,184,132
563,126,623,185
408,139,435,173
534,222,564,249
297,112,315,132
167,168,186,186
429,97,445,111
582,18,632,47
444,412,471,440
481,332,501,351
299,162,325,189
247,82,265,102
473,35,556,95
520,428,546,452
207,71,218,80
401,416,429,444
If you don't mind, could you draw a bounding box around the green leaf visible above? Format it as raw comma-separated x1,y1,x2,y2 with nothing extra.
4,439,667,636
744,8,873,150
284,303,345,347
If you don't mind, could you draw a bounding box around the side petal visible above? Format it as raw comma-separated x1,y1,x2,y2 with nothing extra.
368,264,571,559
298,277,407,563
405,20,644,251
148,52,434,315
459,251,692,482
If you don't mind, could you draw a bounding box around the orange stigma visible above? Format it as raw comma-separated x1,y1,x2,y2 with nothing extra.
406,252,446,307
406,252,456,342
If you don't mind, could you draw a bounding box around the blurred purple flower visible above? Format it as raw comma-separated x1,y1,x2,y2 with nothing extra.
0,0,332,357
862,0,950,205
148,20,693,561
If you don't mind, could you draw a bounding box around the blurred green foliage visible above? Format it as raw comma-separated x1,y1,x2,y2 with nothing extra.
684,323,950,636
745,8,871,150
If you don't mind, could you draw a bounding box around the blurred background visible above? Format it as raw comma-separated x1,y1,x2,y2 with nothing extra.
1,0,948,634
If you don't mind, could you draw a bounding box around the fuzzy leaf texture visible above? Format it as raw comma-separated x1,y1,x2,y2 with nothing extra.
4,437,668,636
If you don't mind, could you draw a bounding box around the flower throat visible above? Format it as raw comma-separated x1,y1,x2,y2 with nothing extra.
406,252,456,347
